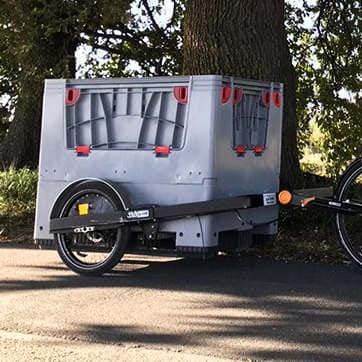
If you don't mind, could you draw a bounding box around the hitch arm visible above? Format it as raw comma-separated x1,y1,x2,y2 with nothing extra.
280,187,362,215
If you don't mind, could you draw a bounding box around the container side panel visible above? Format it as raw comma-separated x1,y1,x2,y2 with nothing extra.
65,86,188,150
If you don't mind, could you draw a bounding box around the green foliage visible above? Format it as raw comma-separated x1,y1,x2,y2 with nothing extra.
0,167,38,215
0,105,10,140
0,0,360,177
0,0,132,136
286,0,361,177
0,167,38,241
83,0,185,77
300,121,326,175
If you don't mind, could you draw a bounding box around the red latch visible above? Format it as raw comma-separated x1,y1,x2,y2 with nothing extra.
66,88,81,106
261,91,270,108
75,145,91,156
272,91,281,108
155,145,171,156
253,145,265,155
221,86,232,104
233,87,243,105
174,87,188,104
235,145,246,156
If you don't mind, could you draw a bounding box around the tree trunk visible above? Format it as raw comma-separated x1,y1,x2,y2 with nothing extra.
183,0,301,187
0,83,43,169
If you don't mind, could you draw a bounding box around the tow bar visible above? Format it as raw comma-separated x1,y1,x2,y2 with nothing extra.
279,187,362,215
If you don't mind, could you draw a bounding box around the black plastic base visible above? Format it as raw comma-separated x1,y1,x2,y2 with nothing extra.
176,246,218,259
252,234,276,246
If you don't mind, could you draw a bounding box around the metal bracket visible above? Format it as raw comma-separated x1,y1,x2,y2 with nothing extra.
143,220,159,242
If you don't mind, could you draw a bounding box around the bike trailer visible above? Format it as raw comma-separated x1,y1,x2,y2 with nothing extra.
34,75,284,274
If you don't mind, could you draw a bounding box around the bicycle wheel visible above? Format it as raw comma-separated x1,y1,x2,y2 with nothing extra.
335,163,362,268
52,180,130,276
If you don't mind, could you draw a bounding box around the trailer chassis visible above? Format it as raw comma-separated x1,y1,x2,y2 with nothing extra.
50,193,276,234
48,158,362,275
49,188,362,235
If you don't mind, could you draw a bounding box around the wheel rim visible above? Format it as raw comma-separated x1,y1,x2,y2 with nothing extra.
336,168,362,266
57,189,121,270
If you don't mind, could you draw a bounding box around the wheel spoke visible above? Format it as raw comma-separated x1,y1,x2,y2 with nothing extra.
58,191,120,268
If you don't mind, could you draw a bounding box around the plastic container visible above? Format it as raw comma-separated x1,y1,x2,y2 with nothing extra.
35,75,283,255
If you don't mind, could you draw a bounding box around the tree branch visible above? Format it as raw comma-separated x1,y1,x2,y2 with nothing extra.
166,0,177,28
141,0,163,32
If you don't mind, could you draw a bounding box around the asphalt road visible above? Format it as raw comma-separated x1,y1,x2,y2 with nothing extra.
0,245,361,361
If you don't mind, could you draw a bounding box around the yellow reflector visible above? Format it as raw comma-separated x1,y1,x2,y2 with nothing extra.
278,190,293,205
78,203,89,216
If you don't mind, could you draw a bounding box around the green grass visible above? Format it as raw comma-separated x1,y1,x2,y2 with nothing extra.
0,167,37,242
300,120,327,176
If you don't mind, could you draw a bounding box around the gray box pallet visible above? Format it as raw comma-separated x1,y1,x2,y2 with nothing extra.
35,75,283,255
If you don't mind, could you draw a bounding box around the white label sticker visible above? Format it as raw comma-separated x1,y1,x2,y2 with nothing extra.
127,210,150,219
73,226,95,233
263,193,277,206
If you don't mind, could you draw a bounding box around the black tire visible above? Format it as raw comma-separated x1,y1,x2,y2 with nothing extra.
335,159,362,269
52,180,131,276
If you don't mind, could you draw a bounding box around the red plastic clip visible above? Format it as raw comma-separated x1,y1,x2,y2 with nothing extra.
75,145,91,156
261,91,270,108
253,145,265,155
233,87,243,105
173,87,188,104
272,91,281,108
221,86,232,104
66,88,81,106
155,145,171,157
235,145,246,156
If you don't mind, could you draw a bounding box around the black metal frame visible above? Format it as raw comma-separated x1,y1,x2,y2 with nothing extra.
292,196,362,214
291,187,362,214
50,193,268,234
49,187,362,235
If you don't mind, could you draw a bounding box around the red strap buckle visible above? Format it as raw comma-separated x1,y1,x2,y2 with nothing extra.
235,145,246,156
253,145,265,155
75,145,91,156
155,145,171,156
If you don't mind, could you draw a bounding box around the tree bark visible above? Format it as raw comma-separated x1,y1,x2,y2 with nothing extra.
0,83,43,169
183,0,301,187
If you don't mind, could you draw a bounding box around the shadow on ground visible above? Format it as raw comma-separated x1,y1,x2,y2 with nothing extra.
1,252,362,360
